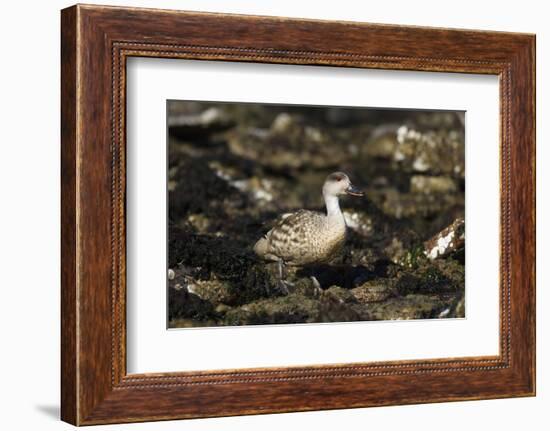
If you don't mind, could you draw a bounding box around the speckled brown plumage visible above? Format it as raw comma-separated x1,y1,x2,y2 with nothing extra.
254,209,346,266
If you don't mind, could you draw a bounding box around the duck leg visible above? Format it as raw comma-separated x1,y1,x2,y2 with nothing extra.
276,260,293,295
277,259,284,280
310,275,323,297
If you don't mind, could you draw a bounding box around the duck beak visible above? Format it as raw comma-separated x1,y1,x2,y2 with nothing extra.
346,183,364,197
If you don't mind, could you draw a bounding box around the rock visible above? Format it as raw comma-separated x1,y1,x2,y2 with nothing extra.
168,284,216,322
351,281,397,303
223,293,321,325
227,114,350,173
399,244,428,269
370,185,460,220
454,296,465,317
383,237,408,265
415,111,464,129
410,175,457,194
215,303,231,315
168,107,234,138
293,277,321,298
317,287,371,323
343,210,374,238
271,112,295,134
322,286,358,304
437,293,465,319
424,217,465,260
394,125,465,178
363,128,399,159
222,287,375,326
229,177,275,205
362,123,464,179
186,213,211,233
186,279,235,305
396,260,463,296
368,294,447,320
167,266,220,323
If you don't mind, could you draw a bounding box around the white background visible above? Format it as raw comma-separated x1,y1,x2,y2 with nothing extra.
127,59,500,373
0,0,547,430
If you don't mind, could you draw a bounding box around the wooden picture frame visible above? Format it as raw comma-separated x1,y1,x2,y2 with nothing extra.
61,4,535,425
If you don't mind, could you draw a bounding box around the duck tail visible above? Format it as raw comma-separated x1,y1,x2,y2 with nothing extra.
253,236,269,258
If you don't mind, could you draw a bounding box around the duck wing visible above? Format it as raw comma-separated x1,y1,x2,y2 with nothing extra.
265,210,324,263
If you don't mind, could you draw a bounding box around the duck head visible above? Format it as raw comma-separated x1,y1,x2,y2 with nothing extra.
322,172,364,198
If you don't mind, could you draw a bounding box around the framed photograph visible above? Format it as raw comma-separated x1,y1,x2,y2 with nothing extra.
61,4,535,425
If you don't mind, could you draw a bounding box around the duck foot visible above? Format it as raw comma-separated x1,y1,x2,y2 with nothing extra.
277,280,294,295
310,276,323,297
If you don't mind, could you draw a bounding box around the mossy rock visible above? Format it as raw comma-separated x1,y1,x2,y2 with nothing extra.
168,286,216,322
454,296,465,317
223,293,321,326
232,263,281,305
187,279,235,305
223,288,372,326
368,294,447,320
322,286,357,304
317,287,371,323
351,281,397,303
396,259,464,296
292,277,320,298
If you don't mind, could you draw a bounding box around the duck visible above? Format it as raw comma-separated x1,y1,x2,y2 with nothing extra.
253,172,364,291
